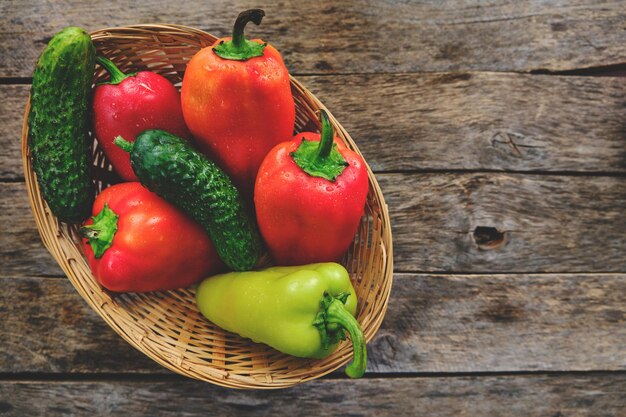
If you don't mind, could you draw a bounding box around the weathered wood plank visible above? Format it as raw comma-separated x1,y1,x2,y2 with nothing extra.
2,0,625,78
0,276,160,374
0,182,63,277
305,72,626,174
380,173,626,273
3,173,624,277
0,85,28,179
2,274,624,374
3,71,626,180
1,374,625,416
370,273,626,373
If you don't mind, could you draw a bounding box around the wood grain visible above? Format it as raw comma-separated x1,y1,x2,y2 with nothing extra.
3,71,626,180
0,276,159,374
0,182,63,277
3,172,624,277
2,0,625,78
2,274,624,374
371,273,626,373
0,85,28,179
1,374,625,416
304,72,626,173
380,173,626,273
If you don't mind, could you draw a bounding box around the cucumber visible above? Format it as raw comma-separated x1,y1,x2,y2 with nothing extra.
115,130,261,271
28,26,96,223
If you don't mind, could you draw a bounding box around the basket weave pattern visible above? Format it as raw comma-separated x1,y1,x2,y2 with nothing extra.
22,24,393,389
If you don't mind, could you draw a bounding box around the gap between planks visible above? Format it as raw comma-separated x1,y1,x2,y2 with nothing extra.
1,369,625,383
2,63,626,86
6,271,625,280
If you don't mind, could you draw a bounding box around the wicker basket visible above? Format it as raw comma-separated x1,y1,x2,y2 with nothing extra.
21,24,393,389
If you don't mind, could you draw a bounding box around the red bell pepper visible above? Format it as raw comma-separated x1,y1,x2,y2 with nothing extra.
80,182,221,292
92,56,191,181
254,110,369,265
181,9,295,198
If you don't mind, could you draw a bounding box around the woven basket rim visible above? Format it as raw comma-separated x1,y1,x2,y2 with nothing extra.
22,24,393,389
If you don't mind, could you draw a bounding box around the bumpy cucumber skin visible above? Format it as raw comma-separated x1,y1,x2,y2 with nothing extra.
130,130,261,271
28,27,95,223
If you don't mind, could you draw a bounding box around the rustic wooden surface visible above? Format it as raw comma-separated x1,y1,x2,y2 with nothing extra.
1,0,625,416
1,374,624,417
2,0,626,77
2,274,625,374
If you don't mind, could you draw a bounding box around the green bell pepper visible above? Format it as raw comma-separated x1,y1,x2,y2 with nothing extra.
195,262,367,378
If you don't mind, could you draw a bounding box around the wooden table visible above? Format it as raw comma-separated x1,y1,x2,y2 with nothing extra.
1,1,625,415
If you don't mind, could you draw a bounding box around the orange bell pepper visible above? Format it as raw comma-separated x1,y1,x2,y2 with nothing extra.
181,9,295,198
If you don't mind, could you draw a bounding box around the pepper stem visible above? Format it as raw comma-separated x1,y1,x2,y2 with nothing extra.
290,110,349,181
213,9,267,61
316,109,334,160
79,204,119,259
113,136,133,153
232,9,264,48
313,293,367,378
96,56,135,85
325,298,367,378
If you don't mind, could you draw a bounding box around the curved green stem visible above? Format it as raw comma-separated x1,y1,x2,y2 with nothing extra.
96,56,134,85
232,9,264,48
290,110,349,181
326,298,367,378
114,136,133,153
79,204,119,258
313,293,367,378
213,9,267,60
315,109,334,160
